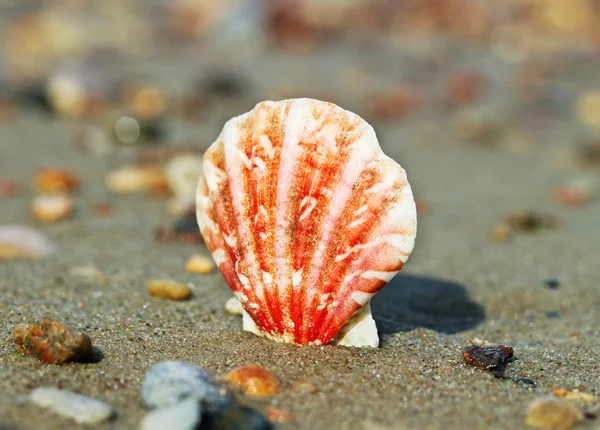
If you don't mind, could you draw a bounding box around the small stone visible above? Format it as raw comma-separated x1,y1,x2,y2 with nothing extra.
0,179,19,197
185,254,215,274
0,225,57,259
415,200,431,216
369,88,420,120
504,211,559,232
14,319,93,364
555,178,596,207
224,365,280,397
31,194,73,223
33,168,79,193
544,279,561,289
224,297,244,316
148,280,192,301
526,397,584,430
207,404,272,430
291,381,319,394
93,202,115,217
165,154,203,206
266,407,290,423
491,223,512,242
30,387,113,424
142,361,232,413
463,344,514,377
447,71,486,105
124,84,167,120
576,91,600,130
139,399,201,430
553,389,598,403
105,166,166,194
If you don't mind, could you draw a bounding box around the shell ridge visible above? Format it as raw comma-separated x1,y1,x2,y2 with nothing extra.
316,164,417,343
222,115,280,335
274,99,313,338
298,124,379,344
303,134,389,343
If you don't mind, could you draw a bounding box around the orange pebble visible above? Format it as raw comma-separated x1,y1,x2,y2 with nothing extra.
224,365,280,397
34,168,79,193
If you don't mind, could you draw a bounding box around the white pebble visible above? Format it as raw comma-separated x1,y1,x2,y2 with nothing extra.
30,387,113,424
224,297,243,315
140,399,201,430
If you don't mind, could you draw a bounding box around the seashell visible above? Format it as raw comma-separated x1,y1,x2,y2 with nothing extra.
196,98,417,347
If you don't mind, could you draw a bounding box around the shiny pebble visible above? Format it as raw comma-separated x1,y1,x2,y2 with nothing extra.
142,361,232,413
139,399,201,430
30,387,113,424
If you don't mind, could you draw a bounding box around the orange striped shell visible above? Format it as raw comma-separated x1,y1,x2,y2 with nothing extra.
196,98,417,346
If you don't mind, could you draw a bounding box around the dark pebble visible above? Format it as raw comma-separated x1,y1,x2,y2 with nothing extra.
546,311,561,319
200,405,272,430
544,279,561,289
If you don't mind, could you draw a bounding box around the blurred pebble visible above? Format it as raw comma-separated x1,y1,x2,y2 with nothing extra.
266,407,290,423
224,297,243,315
114,117,141,144
34,168,79,193
291,381,319,394
205,404,272,430
415,200,431,216
31,194,73,223
553,389,598,403
124,85,167,120
369,88,419,120
167,198,193,217
0,225,56,259
224,365,280,397
446,71,486,105
555,178,596,207
69,265,107,283
0,179,19,197
525,397,583,430
453,107,505,146
105,166,166,194
165,154,203,205
142,361,233,413
30,388,113,424
185,254,215,274
576,92,600,130
544,279,561,289
148,280,192,300
14,319,93,364
491,223,512,242
504,211,559,232
92,202,115,217
139,399,201,430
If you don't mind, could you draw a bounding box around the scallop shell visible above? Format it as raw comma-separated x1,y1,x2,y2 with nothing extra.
196,98,417,347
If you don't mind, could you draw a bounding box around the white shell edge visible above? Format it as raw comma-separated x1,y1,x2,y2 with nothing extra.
227,297,380,348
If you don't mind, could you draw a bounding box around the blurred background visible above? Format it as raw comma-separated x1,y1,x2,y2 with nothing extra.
1,0,600,251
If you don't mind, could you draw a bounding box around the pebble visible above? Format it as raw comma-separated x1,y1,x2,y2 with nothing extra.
224,297,244,315
525,397,584,430
14,319,93,364
0,179,19,197
207,404,273,430
30,387,113,424
0,224,57,259
553,389,598,403
185,254,215,274
148,280,192,300
224,365,281,397
139,399,201,430
576,91,600,130
291,381,319,394
142,361,232,413
33,168,79,193
31,194,73,223
369,88,419,120
491,222,512,242
554,178,596,207
165,154,203,205
446,71,486,105
105,166,166,194
266,407,290,423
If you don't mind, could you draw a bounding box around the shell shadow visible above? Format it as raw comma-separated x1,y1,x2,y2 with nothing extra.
371,274,485,335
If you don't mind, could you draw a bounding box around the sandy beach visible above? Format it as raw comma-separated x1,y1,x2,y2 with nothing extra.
1,2,600,429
